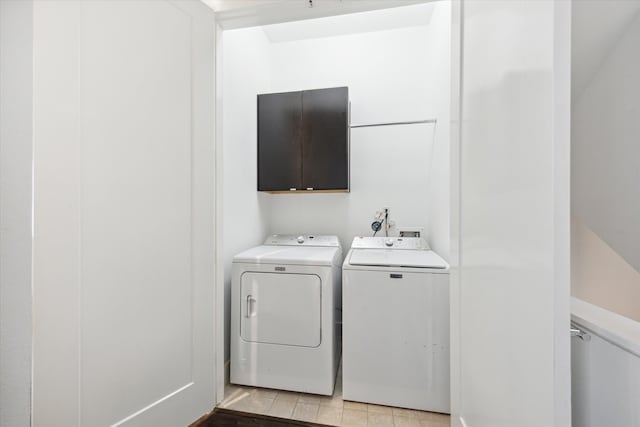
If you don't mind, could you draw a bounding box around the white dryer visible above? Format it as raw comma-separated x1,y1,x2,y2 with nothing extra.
231,235,342,395
342,236,450,413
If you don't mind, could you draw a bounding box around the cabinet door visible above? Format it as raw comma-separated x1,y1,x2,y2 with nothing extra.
257,91,302,191
302,87,349,190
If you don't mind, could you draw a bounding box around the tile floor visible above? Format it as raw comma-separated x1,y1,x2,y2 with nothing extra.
220,366,450,427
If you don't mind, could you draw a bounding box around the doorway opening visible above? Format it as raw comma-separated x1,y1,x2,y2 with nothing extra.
213,1,453,425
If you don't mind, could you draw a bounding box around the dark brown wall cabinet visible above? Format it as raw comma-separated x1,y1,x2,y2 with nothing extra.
257,87,349,192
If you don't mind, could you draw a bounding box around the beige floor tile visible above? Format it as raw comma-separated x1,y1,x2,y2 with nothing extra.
392,407,420,418
222,384,249,396
367,412,394,427
292,402,320,423
416,411,431,421
274,390,300,403
429,413,450,422
298,394,323,405
227,396,274,415
416,411,450,422
317,406,342,426
268,399,296,418
219,387,253,409
250,388,278,400
394,415,422,427
252,398,276,415
344,401,369,411
367,404,393,414
333,385,343,398
318,395,344,409
424,413,450,427
341,409,368,427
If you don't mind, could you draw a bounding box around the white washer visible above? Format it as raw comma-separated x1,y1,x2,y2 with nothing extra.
342,236,450,413
231,235,342,395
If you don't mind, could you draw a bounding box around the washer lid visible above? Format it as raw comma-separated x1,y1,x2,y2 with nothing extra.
233,245,341,266
348,249,448,269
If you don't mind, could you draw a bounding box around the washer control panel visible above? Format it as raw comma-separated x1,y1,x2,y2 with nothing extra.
350,236,429,250
264,234,340,247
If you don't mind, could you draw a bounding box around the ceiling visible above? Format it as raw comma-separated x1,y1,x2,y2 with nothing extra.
201,0,431,29
261,3,434,43
203,0,283,13
572,0,640,100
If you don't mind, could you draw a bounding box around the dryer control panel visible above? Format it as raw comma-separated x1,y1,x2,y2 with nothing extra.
264,234,341,247
350,236,430,250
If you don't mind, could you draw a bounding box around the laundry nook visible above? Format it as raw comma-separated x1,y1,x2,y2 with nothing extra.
219,1,453,424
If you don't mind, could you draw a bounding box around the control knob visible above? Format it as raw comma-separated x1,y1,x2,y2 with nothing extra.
297,236,305,244
385,239,394,247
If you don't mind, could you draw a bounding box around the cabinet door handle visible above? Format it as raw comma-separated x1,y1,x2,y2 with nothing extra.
390,273,403,279
246,295,256,317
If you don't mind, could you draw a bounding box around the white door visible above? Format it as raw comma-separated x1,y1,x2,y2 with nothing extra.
31,1,216,426
450,1,571,427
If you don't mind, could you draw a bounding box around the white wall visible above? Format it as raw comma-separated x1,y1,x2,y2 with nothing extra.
0,1,33,426
571,1,640,98
572,217,640,322
424,2,451,260
571,8,640,320
221,27,272,362
266,2,451,255
450,1,571,426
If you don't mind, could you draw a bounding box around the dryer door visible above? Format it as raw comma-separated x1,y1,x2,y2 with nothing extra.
240,272,321,347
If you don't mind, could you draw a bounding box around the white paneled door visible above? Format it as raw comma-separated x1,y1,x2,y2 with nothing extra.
31,1,216,426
